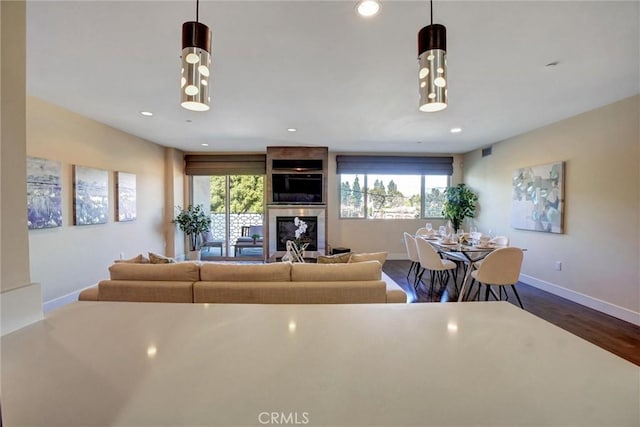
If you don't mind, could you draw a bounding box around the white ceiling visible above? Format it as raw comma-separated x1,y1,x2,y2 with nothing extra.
27,1,639,154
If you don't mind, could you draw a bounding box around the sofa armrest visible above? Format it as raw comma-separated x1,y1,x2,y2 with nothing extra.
78,286,99,301
381,272,408,303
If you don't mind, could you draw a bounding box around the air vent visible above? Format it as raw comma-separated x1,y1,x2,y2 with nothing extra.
482,146,493,157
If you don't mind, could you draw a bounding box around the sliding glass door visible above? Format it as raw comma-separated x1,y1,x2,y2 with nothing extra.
192,175,264,260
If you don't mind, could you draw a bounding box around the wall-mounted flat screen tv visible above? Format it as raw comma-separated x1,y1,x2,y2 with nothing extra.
272,173,323,204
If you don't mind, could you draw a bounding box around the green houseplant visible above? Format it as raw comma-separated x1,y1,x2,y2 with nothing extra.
442,184,478,231
174,204,211,255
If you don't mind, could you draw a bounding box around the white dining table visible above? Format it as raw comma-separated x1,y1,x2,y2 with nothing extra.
2,301,638,426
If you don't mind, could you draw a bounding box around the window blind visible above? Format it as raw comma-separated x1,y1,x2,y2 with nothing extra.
184,154,266,176
336,155,453,175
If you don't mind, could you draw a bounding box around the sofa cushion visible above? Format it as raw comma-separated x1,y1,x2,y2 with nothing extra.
98,280,193,303
200,262,291,282
114,254,149,264
194,281,386,304
109,262,200,281
348,251,388,265
291,260,381,282
316,252,352,264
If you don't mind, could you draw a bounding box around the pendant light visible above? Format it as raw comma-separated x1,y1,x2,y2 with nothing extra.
181,0,212,112
418,0,447,112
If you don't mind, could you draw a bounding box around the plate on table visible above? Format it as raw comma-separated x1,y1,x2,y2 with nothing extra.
423,235,439,240
474,244,491,249
439,241,458,246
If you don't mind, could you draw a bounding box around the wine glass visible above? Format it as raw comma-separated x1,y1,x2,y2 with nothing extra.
425,223,433,233
438,225,446,237
457,228,464,243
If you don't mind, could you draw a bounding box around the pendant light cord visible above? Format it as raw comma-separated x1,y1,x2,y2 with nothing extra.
196,0,200,23
430,0,433,25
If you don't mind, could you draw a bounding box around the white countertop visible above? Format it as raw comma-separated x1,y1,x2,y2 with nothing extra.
2,301,638,426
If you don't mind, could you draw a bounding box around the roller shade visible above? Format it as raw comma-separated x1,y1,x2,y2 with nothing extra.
336,155,453,175
185,154,266,176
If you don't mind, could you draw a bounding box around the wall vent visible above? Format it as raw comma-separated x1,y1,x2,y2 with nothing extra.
482,146,493,157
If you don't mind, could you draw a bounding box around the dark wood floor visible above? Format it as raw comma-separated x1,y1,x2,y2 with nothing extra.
383,260,640,366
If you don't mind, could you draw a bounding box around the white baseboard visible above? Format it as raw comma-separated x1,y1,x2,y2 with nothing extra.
519,274,640,326
1,283,44,336
43,286,93,313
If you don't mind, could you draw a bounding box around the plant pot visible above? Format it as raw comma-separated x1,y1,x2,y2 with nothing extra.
187,250,201,261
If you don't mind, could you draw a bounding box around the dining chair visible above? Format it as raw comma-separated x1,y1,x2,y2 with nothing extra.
469,247,524,308
415,227,431,237
415,237,458,294
473,235,510,270
403,232,422,288
489,235,510,246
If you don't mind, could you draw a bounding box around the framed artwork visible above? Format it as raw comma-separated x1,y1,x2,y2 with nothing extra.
73,165,109,225
115,172,136,222
511,161,564,233
26,157,63,229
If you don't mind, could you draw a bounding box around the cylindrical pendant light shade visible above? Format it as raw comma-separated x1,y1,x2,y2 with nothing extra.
418,23,447,112
181,21,212,112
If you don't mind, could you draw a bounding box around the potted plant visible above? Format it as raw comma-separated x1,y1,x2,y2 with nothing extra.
174,204,211,260
251,233,261,244
442,183,478,232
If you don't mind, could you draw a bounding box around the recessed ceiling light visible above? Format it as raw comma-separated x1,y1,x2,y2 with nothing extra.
545,61,559,67
287,128,297,132
140,111,153,117
201,143,209,147
450,127,462,133
186,119,192,123
356,0,380,17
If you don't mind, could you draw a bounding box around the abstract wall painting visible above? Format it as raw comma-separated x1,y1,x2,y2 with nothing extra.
116,172,136,222
73,165,109,225
511,161,564,233
26,157,63,229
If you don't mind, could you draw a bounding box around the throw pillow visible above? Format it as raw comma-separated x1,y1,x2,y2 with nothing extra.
114,254,149,264
317,252,352,264
148,252,177,264
348,251,389,265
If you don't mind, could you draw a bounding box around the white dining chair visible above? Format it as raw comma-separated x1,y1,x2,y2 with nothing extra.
415,227,431,237
403,232,422,289
470,247,525,308
473,235,510,270
415,237,458,294
489,235,510,246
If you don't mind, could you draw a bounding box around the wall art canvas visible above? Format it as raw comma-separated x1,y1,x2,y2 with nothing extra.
26,157,63,229
115,172,136,222
73,165,109,225
511,161,564,233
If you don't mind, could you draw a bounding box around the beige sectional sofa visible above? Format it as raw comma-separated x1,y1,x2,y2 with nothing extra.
79,261,407,304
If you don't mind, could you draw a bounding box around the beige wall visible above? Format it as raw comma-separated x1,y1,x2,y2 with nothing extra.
1,0,31,294
463,95,639,318
27,97,167,305
1,0,44,335
326,153,464,257
164,148,185,258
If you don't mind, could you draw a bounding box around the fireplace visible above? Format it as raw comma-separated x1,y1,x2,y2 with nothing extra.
268,207,326,256
275,216,318,251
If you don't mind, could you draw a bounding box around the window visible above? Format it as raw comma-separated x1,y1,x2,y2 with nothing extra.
336,155,453,220
340,174,449,219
